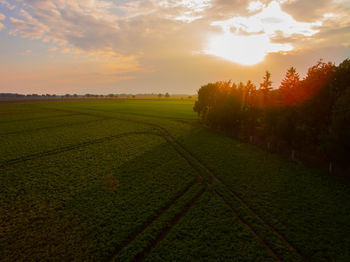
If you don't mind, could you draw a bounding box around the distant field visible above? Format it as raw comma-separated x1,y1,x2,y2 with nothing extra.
1,99,349,261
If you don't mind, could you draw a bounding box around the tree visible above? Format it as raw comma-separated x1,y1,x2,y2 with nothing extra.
260,71,272,91
298,60,336,147
279,67,300,105
165,92,170,98
194,83,220,118
328,87,350,165
242,80,255,109
259,71,272,107
193,58,350,172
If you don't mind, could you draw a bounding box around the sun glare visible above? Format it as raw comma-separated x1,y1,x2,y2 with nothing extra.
205,33,292,66
204,1,321,65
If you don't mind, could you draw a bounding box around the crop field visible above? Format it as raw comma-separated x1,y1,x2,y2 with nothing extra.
1,99,349,261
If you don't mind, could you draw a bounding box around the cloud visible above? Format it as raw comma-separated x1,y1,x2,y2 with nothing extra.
0,0,16,10
203,1,323,64
6,0,350,57
8,0,156,78
248,1,265,12
20,49,33,56
2,0,350,93
276,0,350,50
281,0,335,22
9,16,49,39
161,0,212,22
48,47,58,52
8,0,210,68
61,48,70,54
9,0,208,52
212,1,321,37
0,13,5,31
0,47,145,94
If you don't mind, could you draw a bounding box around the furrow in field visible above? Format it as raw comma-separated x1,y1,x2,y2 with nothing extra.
161,136,204,183
0,131,157,168
117,118,306,260
44,107,113,118
215,191,281,261
0,113,81,124
41,106,307,260
165,133,308,261
105,133,205,261
1,129,201,261
42,105,195,122
0,117,111,136
133,188,206,262
155,128,288,261
216,183,308,261
106,181,201,262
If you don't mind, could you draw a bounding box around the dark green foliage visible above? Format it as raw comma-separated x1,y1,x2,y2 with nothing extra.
145,191,276,262
1,99,349,261
113,184,205,261
194,81,245,133
175,126,350,261
328,87,350,164
1,134,197,261
194,59,350,170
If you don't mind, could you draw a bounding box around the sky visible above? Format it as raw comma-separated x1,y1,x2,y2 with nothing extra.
0,0,349,95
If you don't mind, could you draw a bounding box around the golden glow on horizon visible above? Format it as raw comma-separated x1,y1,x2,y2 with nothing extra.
205,1,321,65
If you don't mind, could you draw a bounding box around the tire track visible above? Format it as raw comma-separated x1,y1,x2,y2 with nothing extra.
107,115,306,260
44,106,194,123
106,180,201,262
2,124,206,261
123,111,308,261
132,188,206,262
161,136,205,184
0,131,157,168
215,192,281,261
0,113,81,124
111,126,280,261
2,107,207,262
2,120,205,262
24,106,307,260
0,117,112,136
106,133,206,261
165,132,308,261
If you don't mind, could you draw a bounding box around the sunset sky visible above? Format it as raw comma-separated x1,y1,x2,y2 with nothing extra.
0,0,350,95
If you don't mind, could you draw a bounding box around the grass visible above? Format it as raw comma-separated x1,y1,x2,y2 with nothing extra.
0,99,349,261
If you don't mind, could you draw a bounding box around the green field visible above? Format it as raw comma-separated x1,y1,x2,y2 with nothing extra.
1,99,349,261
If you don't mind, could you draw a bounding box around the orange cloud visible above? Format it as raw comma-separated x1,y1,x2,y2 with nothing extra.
0,0,15,10
0,13,5,31
61,48,70,54
2,0,350,94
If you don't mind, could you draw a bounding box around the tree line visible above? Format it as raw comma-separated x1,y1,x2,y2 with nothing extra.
194,59,350,171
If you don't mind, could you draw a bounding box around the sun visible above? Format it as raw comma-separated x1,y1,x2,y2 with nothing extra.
203,0,320,66
205,32,293,66
205,33,272,66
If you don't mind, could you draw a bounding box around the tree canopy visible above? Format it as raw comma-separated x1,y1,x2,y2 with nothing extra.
194,59,350,170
